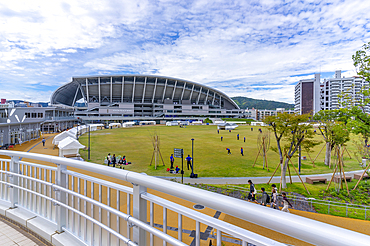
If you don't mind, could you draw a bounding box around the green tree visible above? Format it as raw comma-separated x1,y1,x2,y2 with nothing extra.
313,110,350,167
265,113,317,189
352,41,370,82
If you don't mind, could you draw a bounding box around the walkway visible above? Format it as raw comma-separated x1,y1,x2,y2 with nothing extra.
158,169,365,184
0,215,49,246
5,136,370,246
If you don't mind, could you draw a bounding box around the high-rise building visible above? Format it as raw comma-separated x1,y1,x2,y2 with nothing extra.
295,70,369,115
294,73,321,114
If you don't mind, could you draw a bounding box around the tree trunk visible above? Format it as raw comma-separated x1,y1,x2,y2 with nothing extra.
281,158,289,189
325,142,331,167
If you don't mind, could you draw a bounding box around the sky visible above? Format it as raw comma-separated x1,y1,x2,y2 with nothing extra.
0,0,369,104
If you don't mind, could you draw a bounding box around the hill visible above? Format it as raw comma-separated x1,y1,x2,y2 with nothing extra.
231,96,294,110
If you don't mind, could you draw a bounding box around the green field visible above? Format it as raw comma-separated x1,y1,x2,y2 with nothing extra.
78,125,363,177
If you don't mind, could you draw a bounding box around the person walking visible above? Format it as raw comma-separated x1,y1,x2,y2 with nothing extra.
226,148,231,155
217,129,219,134
107,153,112,166
42,138,46,146
170,154,174,169
112,154,116,168
240,147,244,156
221,136,223,141
260,187,269,206
281,192,293,212
244,136,246,142
270,187,278,209
237,134,239,140
247,180,257,203
186,155,192,170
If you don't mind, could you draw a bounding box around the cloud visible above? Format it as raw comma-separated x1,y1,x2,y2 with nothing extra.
0,0,369,103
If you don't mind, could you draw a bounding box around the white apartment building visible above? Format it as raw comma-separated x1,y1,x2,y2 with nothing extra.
245,108,294,121
295,70,370,115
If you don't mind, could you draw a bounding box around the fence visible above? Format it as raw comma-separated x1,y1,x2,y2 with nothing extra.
192,184,370,220
0,150,369,246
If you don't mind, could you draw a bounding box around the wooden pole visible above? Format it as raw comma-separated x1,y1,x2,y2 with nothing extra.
340,153,350,195
306,151,316,167
353,161,370,190
287,159,292,184
326,155,339,191
314,143,326,162
267,162,280,184
288,156,310,195
253,145,263,167
344,146,352,159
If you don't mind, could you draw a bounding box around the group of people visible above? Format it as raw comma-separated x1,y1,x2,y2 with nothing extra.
167,154,192,173
247,180,293,212
105,153,130,168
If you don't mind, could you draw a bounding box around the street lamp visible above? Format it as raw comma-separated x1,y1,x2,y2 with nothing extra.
191,138,194,177
88,125,91,161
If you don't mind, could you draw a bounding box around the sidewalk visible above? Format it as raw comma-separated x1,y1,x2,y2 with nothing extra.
157,169,365,184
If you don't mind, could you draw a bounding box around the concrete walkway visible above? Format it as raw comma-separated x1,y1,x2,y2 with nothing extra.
157,169,365,184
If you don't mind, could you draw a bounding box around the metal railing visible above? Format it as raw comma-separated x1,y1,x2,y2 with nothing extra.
204,184,370,220
0,151,369,246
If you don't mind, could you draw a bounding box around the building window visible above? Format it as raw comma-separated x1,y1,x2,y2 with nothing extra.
32,113,36,118
38,113,43,118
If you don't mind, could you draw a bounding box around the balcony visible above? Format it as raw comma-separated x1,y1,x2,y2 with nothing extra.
0,151,368,246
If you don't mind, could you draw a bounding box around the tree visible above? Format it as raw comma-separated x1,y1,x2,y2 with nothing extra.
265,113,317,189
352,41,370,82
313,110,350,167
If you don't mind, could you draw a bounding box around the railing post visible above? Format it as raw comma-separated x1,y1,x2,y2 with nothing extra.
56,164,67,232
10,157,19,208
133,184,147,246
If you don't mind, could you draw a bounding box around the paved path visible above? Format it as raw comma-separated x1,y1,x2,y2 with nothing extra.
157,169,365,184
0,216,48,246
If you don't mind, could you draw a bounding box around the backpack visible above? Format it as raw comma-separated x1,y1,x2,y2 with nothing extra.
266,193,270,203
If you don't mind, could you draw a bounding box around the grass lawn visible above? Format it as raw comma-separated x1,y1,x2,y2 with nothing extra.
78,125,363,177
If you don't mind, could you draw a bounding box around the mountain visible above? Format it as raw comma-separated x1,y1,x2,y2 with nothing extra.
231,96,294,110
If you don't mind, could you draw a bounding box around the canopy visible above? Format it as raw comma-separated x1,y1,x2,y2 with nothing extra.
52,131,76,145
109,123,121,128
89,124,104,131
122,122,135,128
58,137,85,157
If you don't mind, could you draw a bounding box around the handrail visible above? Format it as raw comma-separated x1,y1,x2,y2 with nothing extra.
1,150,370,246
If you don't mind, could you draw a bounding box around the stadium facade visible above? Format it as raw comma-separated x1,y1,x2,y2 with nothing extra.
51,75,243,120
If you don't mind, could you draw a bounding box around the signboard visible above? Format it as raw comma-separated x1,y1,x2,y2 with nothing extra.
174,148,183,158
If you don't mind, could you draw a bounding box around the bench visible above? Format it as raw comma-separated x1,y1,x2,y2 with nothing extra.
63,154,80,158
306,177,327,184
354,173,370,180
333,176,352,183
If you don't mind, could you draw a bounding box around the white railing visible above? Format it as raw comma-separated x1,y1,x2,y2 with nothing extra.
0,151,369,246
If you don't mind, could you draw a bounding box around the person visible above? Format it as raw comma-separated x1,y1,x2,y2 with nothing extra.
260,187,269,206
270,187,278,209
229,130,231,133
217,129,219,134
226,148,231,155
244,136,246,142
112,154,116,168
247,180,257,203
170,154,174,169
237,134,239,140
107,153,112,166
251,127,253,131
221,136,223,141
240,147,244,156
281,192,293,212
175,166,180,173
42,138,46,146
186,155,192,170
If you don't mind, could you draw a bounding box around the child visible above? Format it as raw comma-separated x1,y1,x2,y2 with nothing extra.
281,192,293,212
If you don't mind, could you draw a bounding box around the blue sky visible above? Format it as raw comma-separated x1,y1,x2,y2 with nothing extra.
0,0,369,103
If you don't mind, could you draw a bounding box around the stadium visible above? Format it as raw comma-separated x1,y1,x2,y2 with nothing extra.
51,75,243,121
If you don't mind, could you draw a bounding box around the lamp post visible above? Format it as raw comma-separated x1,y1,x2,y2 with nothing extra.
191,138,194,177
88,125,91,161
